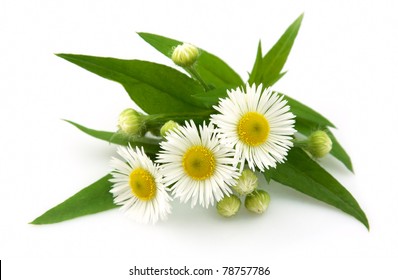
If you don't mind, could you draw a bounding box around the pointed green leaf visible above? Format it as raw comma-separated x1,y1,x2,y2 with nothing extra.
295,118,353,172
326,129,353,172
294,117,318,135
195,51,243,89
31,174,117,224
263,169,272,183
65,120,161,154
138,32,243,88
249,41,263,85
137,32,180,57
249,14,304,87
284,95,335,128
56,54,206,114
192,87,229,108
267,71,287,87
269,148,367,229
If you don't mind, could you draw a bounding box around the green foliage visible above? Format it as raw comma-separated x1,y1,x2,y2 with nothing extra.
138,32,244,88
268,148,367,229
326,129,353,172
192,87,229,108
31,175,117,224
249,14,303,87
65,120,160,154
56,54,206,114
284,95,335,128
34,14,364,228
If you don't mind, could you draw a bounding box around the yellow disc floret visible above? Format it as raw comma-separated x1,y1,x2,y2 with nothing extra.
129,167,157,201
182,145,216,180
237,112,270,146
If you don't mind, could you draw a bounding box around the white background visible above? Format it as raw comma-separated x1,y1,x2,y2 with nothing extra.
1,0,397,279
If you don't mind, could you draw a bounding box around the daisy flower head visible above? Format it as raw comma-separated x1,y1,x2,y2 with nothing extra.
157,120,239,208
211,84,296,172
110,145,171,224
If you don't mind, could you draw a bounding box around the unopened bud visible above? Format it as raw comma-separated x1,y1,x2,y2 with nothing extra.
171,43,199,67
118,108,143,135
245,190,270,214
216,195,241,217
307,130,332,158
160,120,180,137
232,169,258,196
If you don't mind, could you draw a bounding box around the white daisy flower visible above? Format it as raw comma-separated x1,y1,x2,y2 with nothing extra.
157,120,239,208
110,145,171,224
211,84,296,171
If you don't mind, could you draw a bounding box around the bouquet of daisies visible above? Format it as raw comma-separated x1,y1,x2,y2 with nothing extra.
31,14,368,229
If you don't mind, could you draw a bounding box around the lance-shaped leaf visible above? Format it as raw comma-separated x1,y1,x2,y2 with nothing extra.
56,54,206,114
268,148,367,229
64,120,161,154
249,40,263,86
138,32,244,89
284,95,335,128
31,174,117,225
249,14,304,87
326,129,353,172
192,87,229,108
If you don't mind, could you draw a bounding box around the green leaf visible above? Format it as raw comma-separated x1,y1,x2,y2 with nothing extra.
294,118,353,172
326,129,353,172
195,51,243,89
65,120,161,154
284,95,335,128
263,169,272,183
249,14,304,87
138,32,244,88
31,174,117,224
192,87,229,108
269,148,367,229
267,71,287,87
137,32,180,57
249,42,288,86
56,54,206,114
249,41,263,85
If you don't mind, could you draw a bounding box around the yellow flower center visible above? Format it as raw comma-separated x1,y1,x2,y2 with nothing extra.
182,145,216,180
129,167,156,201
237,112,270,146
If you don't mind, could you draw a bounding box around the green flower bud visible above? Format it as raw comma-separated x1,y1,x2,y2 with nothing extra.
160,120,180,137
232,169,258,196
307,130,332,158
171,43,199,67
216,195,241,217
118,108,143,135
245,190,270,214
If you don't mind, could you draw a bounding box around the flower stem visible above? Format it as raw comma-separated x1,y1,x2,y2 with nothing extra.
292,139,308,148
186,66,211,91
147,110,214,124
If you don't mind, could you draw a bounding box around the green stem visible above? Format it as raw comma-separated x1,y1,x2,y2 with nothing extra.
147,110,214,123
186,66,211,91
292,139,308,148
142,110,215,134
